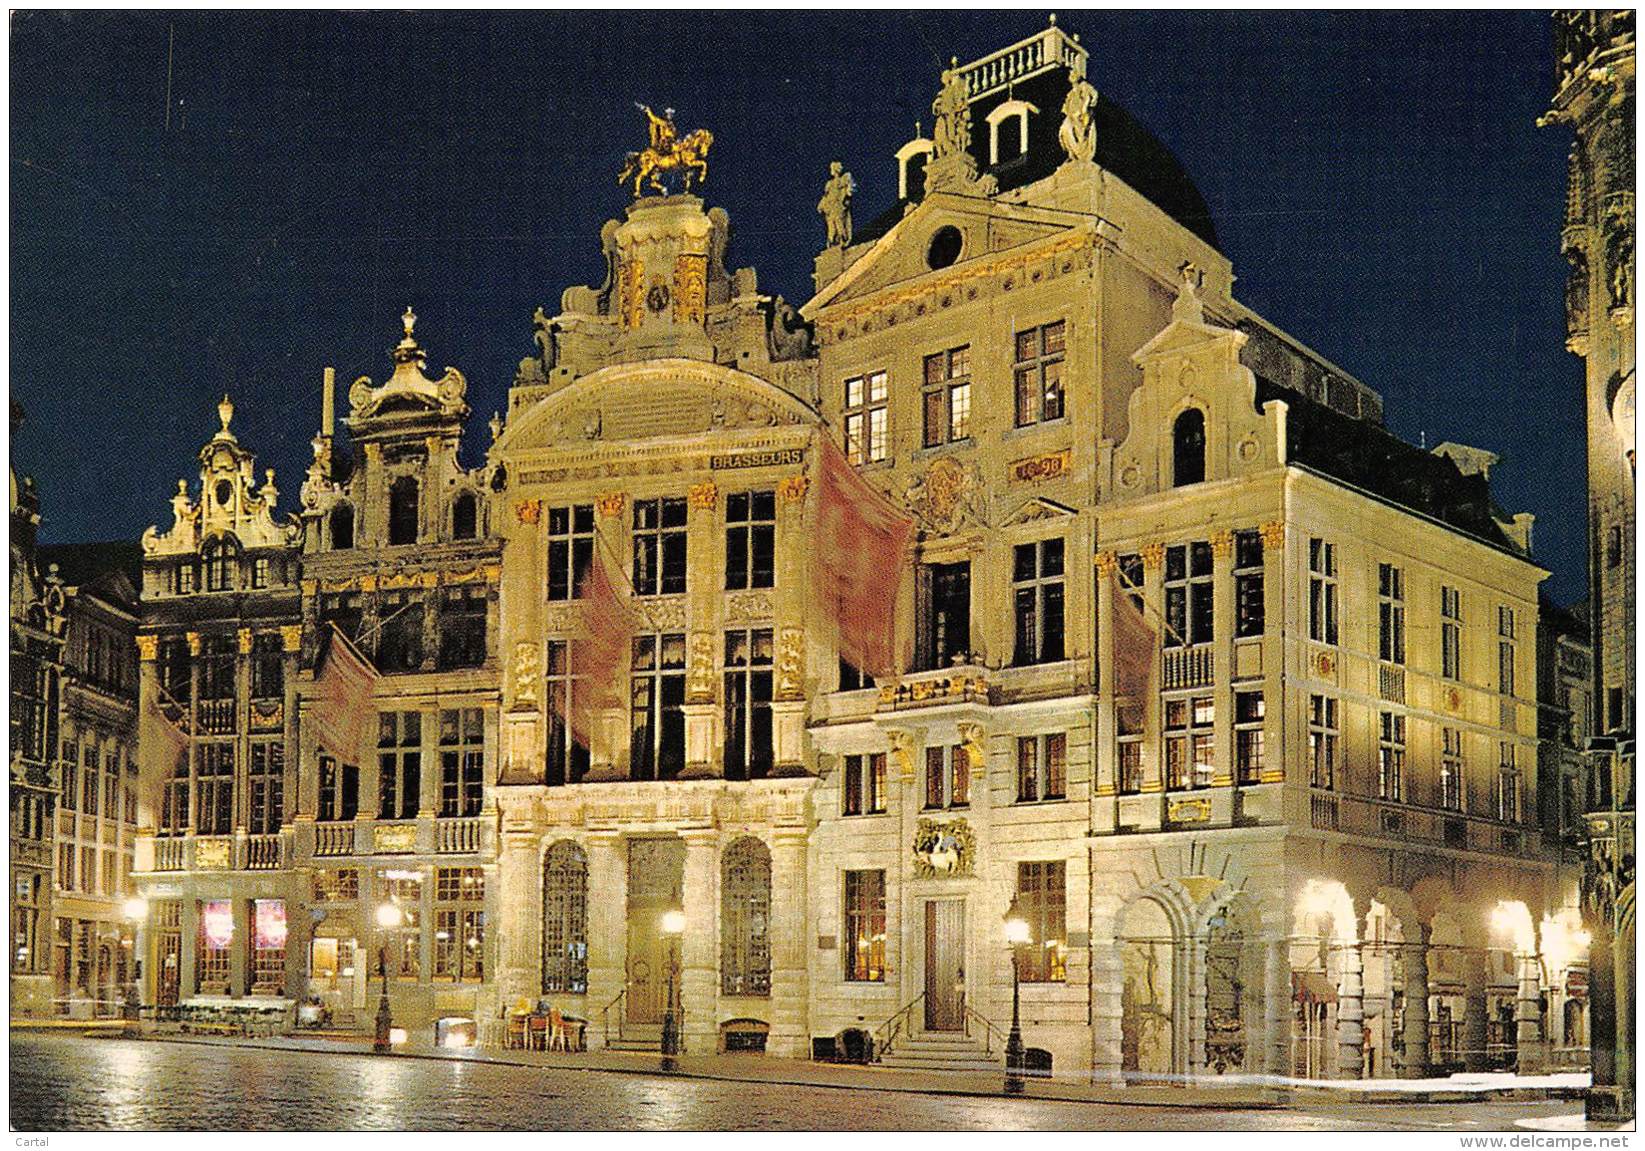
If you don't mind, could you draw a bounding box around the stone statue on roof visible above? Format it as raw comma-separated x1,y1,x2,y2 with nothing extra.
931,61,971,161
817,160,855,248
1058,53,1098,164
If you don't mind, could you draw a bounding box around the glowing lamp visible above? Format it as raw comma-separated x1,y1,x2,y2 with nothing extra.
1004,915,1031,946
123,897,150,924
660,909,686,936
376,902,404,930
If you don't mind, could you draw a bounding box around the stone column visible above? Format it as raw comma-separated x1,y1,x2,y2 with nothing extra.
1139,544,1166,796
1516,948,1547,1073
497,829,539,1011
1089,937,1125,1084
1208,530,1236,788
1335,903,1366,1079
768,829,809,1058
584,831,625,1048
1462,948,1491,1073
680,829,719,1054
1093,554,1118,832
1400,923,1432,1078
1265,936,1292,1076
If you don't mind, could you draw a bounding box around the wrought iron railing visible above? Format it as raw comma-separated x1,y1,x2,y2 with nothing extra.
871,992,926,1062
962,1003,1008,1058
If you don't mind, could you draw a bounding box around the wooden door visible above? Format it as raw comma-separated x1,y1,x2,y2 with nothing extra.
626,838,684,1026
924,900,965,1032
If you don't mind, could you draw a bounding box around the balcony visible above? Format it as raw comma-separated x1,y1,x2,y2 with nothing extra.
246,833,283,870
152,837,186,872
877,664,991,713
1302,790,1538,857
1162,646,1213,691
436,817,481,855
314,822,355,857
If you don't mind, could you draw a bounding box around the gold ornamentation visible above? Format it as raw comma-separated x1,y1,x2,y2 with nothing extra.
618,105,713,197
956,721,987,770
885,729,918,781
136,635,159,662
300,579,319,596
618,258,645,331
515,498,543,525
280,625,303,652
775,628,805,701
237,628,254,655
777,474,810,504
912,816,976,879
1168,797,1213,823
363,442,382,461
186,631,203,656
1313,650,1337,678
686,633,717,703
686,481,718,510
194,838,231,869
1140,543,1166,571
1009,448,1072,485
596,492,627,519
1260,520,1286,549
510,642,540,711
358,575,378,593
374,824,418,853
673,254,707,325
1094,551,1118,579
1209,530,1235,559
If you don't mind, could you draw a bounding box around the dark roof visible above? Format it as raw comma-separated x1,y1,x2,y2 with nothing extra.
38,540,143,592
1255,377,1520,555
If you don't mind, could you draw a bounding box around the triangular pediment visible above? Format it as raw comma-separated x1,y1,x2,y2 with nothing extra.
1002,495,1079,526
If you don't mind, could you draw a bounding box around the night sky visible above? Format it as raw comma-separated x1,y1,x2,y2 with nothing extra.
10,11,1586,603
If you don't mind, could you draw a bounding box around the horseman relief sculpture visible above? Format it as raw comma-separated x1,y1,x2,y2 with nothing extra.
620,104,713,197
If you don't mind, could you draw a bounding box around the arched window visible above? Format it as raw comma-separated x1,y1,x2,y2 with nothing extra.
721,838,772,996
329,503,354,551
542,841,588,994
1173,408,1207,487
388,477,419,546
451,491,477,540
202,537,237,592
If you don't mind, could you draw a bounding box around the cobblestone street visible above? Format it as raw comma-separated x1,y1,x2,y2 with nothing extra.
9,1035,1584,1131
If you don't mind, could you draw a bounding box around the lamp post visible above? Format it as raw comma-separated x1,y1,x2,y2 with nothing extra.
121,897,148,1038
659,909,685,1071
373,902,403,1054
1003,899,1031,1095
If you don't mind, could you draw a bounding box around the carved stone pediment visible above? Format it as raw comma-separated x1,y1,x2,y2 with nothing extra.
1000,496,1078,527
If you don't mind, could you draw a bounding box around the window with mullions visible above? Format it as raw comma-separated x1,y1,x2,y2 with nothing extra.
319,592,363,645
197,901,233,993
59,740,78,811
1015,861,1067,982
1117,702,1144,794
547,505,595,601
438,708,484,818
251,556,272,589
1308,695,1338,789
175,562,197,595
844,371,889,464
843,869,886,982
1234,530,1264,637
1013,321,1066,426
379,871,422,980
161,752,189,834
433,868,484,983
1164,697,1214,791
924,744,970,809
197,634,237,734
1379,564,1406,664
1234,691,1265,784
724,628,774,780
725,491,776,591
1441,586,1463,681
721,838,772,997
842,753,887,816
202,537,238,593
378,712,422,820
251,633,284,699
1013,539,1065,666
378,591,425,672
195,741,234,835
921,344,972,446
1497,743,1521,822
1441,727,1464,811
1164,542,1214,648
1378,711,1406,802
249,739,283,834
437,585,488,670
317,755,359,822
1016,733,1066,802
544,640,589,786
633,497,688,596
630,633,686,780
1309,539,1339,645
250,899,286,994
1498,605,1516,697
542,842,588,994
82,745,99,815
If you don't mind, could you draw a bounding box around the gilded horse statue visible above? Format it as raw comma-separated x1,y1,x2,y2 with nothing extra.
619,104,713,197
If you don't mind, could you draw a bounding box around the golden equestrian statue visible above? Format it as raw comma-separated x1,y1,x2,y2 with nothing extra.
619,104,713,197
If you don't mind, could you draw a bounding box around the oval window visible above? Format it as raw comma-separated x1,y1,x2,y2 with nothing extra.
215,480,233,507
926,225,964,270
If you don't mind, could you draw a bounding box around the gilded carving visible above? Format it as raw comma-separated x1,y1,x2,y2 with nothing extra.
516,498,543,525
885,729,917,781
186,631,203,656
1009,448,1072,485
956,721,988,770
775,628,805,701
1209,530,1235,559
618,258,645,330
596,492,627,518
510,642,540,710
1168,797,1213,824
673,253,707,325
374,824,418,853
1140,543,1166,570
618,105,712,197
687,481,718,510
1094,551,1118,579
136,635,159,662
686,633,716,703
912,816,976,879
237,627,254,655
280,625,303,652
777,474,810,504
646,597,688,630
194,838,230,869
1259,520,1286,549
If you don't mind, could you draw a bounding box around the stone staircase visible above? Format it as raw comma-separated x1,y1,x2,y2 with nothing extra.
603,1023,663,1052
878,1030,1002,1073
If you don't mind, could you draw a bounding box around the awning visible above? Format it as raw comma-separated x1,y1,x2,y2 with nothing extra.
1293,971,1338,1005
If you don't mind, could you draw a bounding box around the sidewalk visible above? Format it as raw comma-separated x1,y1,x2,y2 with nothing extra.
78,1028,1590,1109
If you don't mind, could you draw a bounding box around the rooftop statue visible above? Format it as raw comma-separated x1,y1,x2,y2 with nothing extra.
1058,53,1098,164
619,103,713,198
931,62,971,161
817,160,855,248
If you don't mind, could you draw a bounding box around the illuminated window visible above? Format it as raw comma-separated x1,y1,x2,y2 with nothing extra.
1165,697,1215,791
433,868,484,983
843,870,886,982
842,753,887,816
844,371,889,464
1015,861,1067,982
921,345,971,446
1013,321,1066,426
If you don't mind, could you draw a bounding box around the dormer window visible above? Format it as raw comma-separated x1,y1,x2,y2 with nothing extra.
202,537,238,593
985,99,1037,166
895,137,934,201
388,477,419,546
1172,408,1206,487
451,491,477,541
329,503,355,551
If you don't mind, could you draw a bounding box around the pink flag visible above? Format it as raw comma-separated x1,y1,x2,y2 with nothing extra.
313,623,378,760
1111,579,1156,702
141,690,189,774
814,432,915,678
572,550,633,747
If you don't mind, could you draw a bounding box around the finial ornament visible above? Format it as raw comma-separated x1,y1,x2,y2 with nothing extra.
218,393,234,434
402,305,417,338
619,104,713,198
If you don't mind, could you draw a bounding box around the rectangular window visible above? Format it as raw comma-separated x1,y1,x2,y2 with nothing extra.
317,755,359,822
843,870,886,981
433,867,485,983
546,504,595,602
1013,320,1066,426
1164,542,1214,648
248,739,284,835
80,846,96,894
1441,727,1464,811
544,639,589,786
250,899,287,994
378,591,425,673
633,497,688,596
924,744,970,809
1118,740,1144,795
311,868,360,903
377,711,422,821
725,491,776,591
438,708,484,818
1164,697,1215,790
917,561,971,671
82,746,99,815
1012,539,1066,665
1498,606,1516,697
197,900,233,993
724,629,774,780
1378,711,1406,802
250,632,284,699
1308,695,1338,789
1234,530,1265,638
1378,564,1406,664
1016,861,1067,982
630,633,687,781
1308,538,1338,644
1016,733,1067,802
1498,743,1521,823
60,741,78,811
842,753,887,816
251,557,271,589
161,752,189,835
921,345,972,446
1235,690,1265,785
439,585,488,670
844,371,889,464
195,741,234,835
1441,586,1463,682
380,871,422,980
318,591,363,645
176,563,196,595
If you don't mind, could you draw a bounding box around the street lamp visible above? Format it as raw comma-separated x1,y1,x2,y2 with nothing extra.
1003,898,1032,1096
373,901,403,1054
121,897,148,1038
659,909,686,1071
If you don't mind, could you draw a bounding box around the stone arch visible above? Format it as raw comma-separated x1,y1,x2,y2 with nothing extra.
720,836,772,997
1171,405,1207,487
541,838,588,995
1118,886,1193,1077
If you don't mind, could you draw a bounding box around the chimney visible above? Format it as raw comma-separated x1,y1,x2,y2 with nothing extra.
321,366,336,437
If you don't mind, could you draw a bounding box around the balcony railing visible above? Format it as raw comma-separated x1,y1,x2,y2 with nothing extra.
877,664,991,712
152,838,186,871
1162,646,1214,691
246,833,283,870
314,822,355,857
436,817,481,855
1305,789,1535,857
959,23,1081,101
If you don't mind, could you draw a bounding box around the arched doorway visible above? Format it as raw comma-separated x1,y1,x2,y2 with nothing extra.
1121,898,1175,1076
1204,902,1261,1074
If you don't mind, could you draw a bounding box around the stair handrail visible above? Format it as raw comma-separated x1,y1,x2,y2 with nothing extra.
962,1002,1010,1059
871,991,926,1062
600,986,627,1048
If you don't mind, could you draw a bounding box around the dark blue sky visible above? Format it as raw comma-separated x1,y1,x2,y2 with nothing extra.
10,11,1585,603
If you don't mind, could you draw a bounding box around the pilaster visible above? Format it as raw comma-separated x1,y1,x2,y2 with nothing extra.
680,829,719,1053
584,830,626,1047
768,829,809,1057
1400,923,1432,1078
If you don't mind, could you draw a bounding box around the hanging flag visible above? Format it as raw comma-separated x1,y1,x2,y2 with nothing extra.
140,686,189,778
572,550,634,747
1110,577,1157,702
313,622,378,760
814,432,915,678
